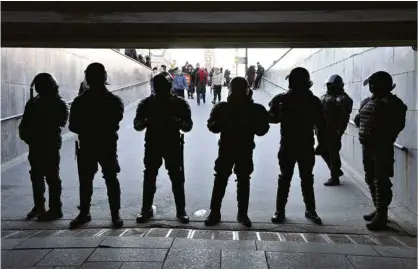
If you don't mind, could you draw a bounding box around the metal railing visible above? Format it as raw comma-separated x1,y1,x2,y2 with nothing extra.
0,80,149,123
261,78,408,153
348,120,408,152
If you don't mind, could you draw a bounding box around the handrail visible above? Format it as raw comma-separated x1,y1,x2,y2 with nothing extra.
0,80,149,122
261,77,287,91
348,120,408,152
265,48,293,72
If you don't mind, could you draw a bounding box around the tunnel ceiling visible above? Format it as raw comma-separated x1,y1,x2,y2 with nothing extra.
1,1,417,48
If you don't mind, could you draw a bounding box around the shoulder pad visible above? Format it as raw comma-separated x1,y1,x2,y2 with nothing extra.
360,97,371,107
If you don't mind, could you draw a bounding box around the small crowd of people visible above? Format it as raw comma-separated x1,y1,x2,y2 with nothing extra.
150,62,233,106
19,61,406,232
125,48,152,68
246,62,265,90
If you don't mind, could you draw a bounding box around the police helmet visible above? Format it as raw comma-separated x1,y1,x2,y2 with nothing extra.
363,71,396,91
31,73,59,94
326,74,344,88
285,67,313,88
153,71,173,95
229,77,249,96
85,62,109,86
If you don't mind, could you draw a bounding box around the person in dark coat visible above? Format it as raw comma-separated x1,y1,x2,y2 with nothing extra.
246,65,256,88
145,56,152,68
254,62,265,90
134,72,193,224
195,67,208,105
125,48,138,61
315,74,353,186
268,67,325,225
138,54,146,65
204,77,270,227
354,71,407,231
69,63,125,229
19,73,69,221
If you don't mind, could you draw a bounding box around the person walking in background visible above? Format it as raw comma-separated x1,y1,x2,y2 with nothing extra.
150,67,158,95
246,65,256,89
254,62,265,90
195,66,208,105
212,67,223,104
145,56,152,68
186,65,195,99
172,68,188,98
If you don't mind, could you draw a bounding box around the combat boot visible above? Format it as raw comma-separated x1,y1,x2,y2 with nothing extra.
172,182,190,224
27,198,46,219
204,211,221,226
111,210,124,228
37,208,63,221
363,211,376,222
366,210,388,231
305,210,322,225
136,209,154,223
70,207,92,229
323,177,340,187
271,210,286,223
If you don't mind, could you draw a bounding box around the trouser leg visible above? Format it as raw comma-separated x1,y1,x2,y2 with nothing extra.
28,148,46,217
276,147,296,211
298,149,316,211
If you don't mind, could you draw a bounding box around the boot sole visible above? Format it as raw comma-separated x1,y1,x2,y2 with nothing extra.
69,217,92,229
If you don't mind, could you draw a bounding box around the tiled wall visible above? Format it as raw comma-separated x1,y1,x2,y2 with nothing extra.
1,48,152,163
262,47,417,225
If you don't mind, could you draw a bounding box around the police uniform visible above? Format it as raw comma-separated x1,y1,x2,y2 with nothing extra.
19,73,69,221
354,71,407,230
318,75,353,186
268,67,325,225
204,78,270,228
134,72,193,224
69,63,124,229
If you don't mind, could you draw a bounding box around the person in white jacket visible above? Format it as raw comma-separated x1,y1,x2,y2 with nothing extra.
212,67,223,104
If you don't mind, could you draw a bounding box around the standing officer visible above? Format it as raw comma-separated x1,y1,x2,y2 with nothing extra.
316,75,353,186
19,73,69,221
268,67,325,225
69,63,124,229
204,77,270,227
134,72,193,224
354,71,407,231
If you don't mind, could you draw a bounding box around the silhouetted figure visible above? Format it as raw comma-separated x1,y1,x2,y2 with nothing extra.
268,67,325,225
254,62,265,89
246,65,256,88
205,77,270,227
195,67,208,105
224,69,231,88
145,56,152,68
138,54,146,65
315,75,353,186
354,71,407,231
19,73,69,221
125,48,138,61
186,65,195,99
134,72,193,224
69,63,124,229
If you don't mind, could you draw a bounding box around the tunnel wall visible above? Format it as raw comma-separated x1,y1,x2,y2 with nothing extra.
1,48,152,164
262,47,417,227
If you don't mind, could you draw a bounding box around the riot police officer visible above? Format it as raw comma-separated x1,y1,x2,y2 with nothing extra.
268,67,325,225
134,72,193,224
204,77,270,227
69,63,124,229
354,71,407,231
19,73,69,221
316,75,353,186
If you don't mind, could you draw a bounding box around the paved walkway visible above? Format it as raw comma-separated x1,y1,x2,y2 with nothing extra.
2,230,417,268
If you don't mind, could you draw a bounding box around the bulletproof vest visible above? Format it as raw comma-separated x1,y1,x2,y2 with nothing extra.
144,95,184,143
322,93,349,128
358,97,381,144
279,92,318,147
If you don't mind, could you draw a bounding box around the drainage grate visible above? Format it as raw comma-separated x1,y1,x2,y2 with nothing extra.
2,228,416,248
